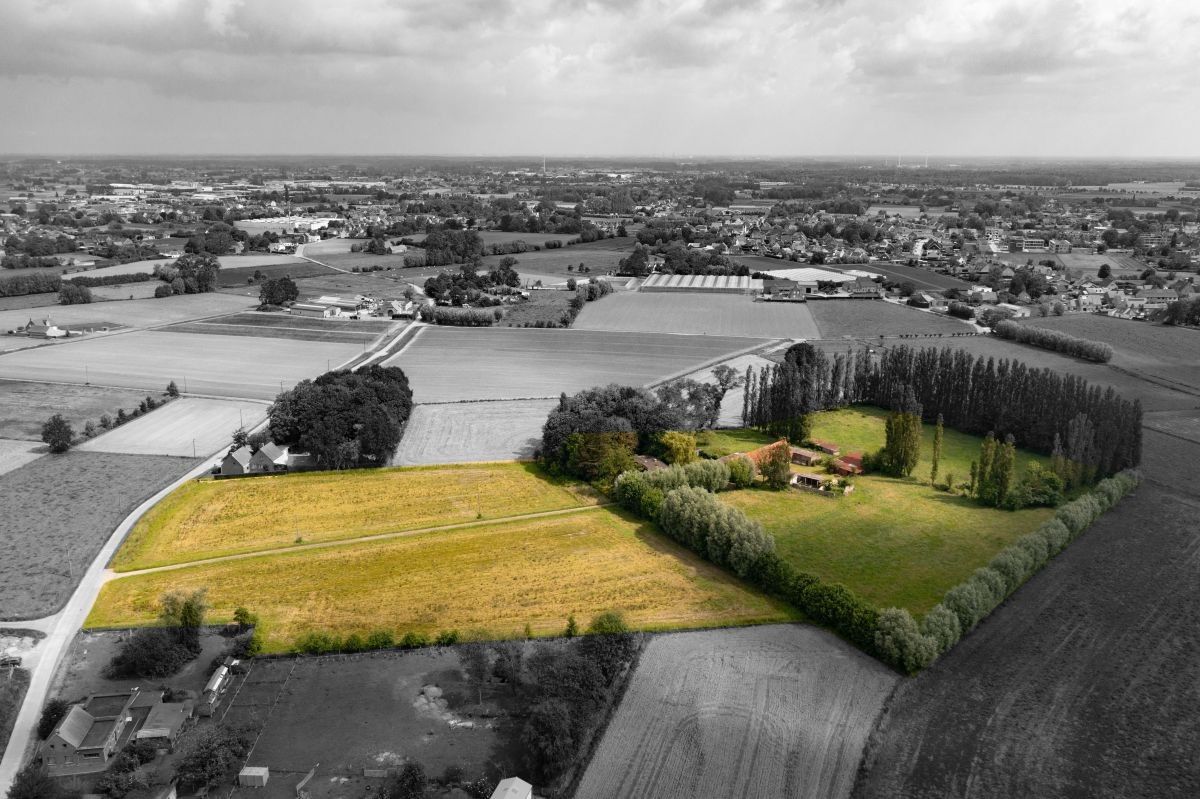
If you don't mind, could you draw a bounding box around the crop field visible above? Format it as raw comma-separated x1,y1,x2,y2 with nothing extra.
574,291,818,338
1020,314,1200,393
60,258,166,281
0,292,252,338
216,254,311,270
76,397,268,457
1055,251,1144,275
90,506,795,652
292,270,433,300
0,451,196,620
0,380,153,440
808,300,972,339
480,238,631,283
166,312,396,344
715,408,1054,614
576,625,897,799
854,472,1200,797
0,438,42,477
226,652,522,799
0,330,362,400
215,260,337,288
87,282,161,301
387,327,764,402
112,462,601,569
393,400,556,465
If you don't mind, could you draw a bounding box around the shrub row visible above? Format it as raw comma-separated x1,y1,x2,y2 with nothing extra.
994,319,1113,363
68,271,156,287
293,628,461,655
0,271,61,297
657,486,774,579
422,305,502,326
874,470,1140,673
613,461,730,517
947,301,975,320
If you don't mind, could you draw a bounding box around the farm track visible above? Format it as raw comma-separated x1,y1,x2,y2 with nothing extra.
104,503,613,580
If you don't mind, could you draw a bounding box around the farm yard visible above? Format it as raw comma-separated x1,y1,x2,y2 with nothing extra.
807,300,972,339
224,652,523,799
0,330,363,400
576,625,897,799
165,312,397,344
392,400,556,465
714,408,1054,613
0,380,153,440
0,451,196,620
76,397,268,457
89,505,794,652
0,438,42,477
573,291,821,338
111,462,601,570
387,327,764,402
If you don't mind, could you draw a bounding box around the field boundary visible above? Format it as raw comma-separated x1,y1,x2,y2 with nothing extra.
645,338,782,389
106,502,613,578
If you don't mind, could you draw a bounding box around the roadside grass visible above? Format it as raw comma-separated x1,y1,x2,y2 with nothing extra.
0,668,30,755
708,407,1054,615
112,461,603,571
91,506,797,652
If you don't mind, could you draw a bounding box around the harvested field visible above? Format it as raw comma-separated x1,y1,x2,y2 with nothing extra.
853,475,1200,799
226,651,523,799
165,311,396,344
0,380,154,440
112,462,601,569
286,270,437,301
574,291,819,338
76,397,268,457
0,451,196,620
386,327,764,402
217,254,310,270
393,400,556,465
808,300,971,339
857,262,969,290
1021,314,1200,393
0,438,43,477
0,293,253,338
0,330,362,400
90,507,796,652
576,625,898,799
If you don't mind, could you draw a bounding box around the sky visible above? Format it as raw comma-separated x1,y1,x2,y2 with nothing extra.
1,0,1198,158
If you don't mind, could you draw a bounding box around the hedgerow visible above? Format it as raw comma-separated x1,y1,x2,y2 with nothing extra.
994,319,1113,363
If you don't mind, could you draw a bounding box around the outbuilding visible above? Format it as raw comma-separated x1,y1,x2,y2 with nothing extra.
489,777,532,799
238,766,269,788
290,303,336,318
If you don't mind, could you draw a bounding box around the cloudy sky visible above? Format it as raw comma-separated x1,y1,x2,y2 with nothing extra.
2,0,1197,157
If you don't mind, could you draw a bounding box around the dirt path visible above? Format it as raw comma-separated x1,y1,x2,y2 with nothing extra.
105,503,613,581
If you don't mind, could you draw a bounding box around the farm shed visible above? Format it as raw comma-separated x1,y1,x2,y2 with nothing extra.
791,472,825,490
791,447,823,466
489,777,533,799
290,303,336,318
810,439,840,455
249,443,289,473
135,702,190,745
831,453,864,476
238,766,270,787
640,273,763,294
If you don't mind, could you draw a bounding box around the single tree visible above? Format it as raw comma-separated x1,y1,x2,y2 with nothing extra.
40,413,74,453
166,380,180,397
759,441,792,489
36,698,70,740
930,413,944,486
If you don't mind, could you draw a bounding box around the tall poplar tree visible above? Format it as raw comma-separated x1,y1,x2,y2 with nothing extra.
930,413,944,486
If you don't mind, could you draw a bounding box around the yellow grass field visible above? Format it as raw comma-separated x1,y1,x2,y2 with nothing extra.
112,462,601,570
90,508,796,652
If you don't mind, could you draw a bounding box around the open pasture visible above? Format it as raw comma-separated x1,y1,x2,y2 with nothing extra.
0,292,60,312
0,292,253,338
387,327,764,402
91,507,795,652
112,461,601,570
0,330,361,400
808,300,971,339
0,438,42,477
393,400,556,465
715,408,1054,614
0,451,196,620
576,625,898,799
1056,251,1143,275
87,282,161,301
0,380,153,440
76,397,268,457
481,238,631,283
216,254,310,270
60,258,165,282
166,312,396,344
574,291,818,338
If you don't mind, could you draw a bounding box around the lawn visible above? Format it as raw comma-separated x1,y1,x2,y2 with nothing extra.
706,407,1055,615
111,461,603,570
90,507,796,652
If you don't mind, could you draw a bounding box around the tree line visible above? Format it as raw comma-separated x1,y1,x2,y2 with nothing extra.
742,342,1140,480
993,319,1114,363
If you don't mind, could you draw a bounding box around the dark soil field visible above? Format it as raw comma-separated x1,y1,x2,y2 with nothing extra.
165,312,395,344
0,379,154,440
217,260,338,288
808,300,972,339
0,451,196,620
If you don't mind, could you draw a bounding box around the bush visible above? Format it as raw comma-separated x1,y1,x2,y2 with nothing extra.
37,698,69,740
919,604,961,652
41,413,74,453
875,608,938,674
154,283,174,298
988,547,1034,594
658,430,697,465
365,629,395,649
657,486,774,578
947,301,975,320
727,455,755,488
294,631,340,654
58,282,93,305
994,319,1113,363
105,628,196,678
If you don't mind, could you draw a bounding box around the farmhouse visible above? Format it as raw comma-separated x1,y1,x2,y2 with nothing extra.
42,691,141,775
221,446,252,476
249,442,289,473
24,318,67,338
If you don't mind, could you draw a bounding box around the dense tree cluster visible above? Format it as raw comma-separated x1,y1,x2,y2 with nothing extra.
174,725,252,791
155,253,221,295
267,365,413,469
423,261,520,304
105,590,207,678
69,272,156,288
0,271,60,297
745,343,1140,479
420,306,502,326
947,301,975,320
993,320,1113,363
657,486,775,578
3,232,77,257
258,276,299,307
1153,295,1200,327
57,282,93,305
879,387,922,477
